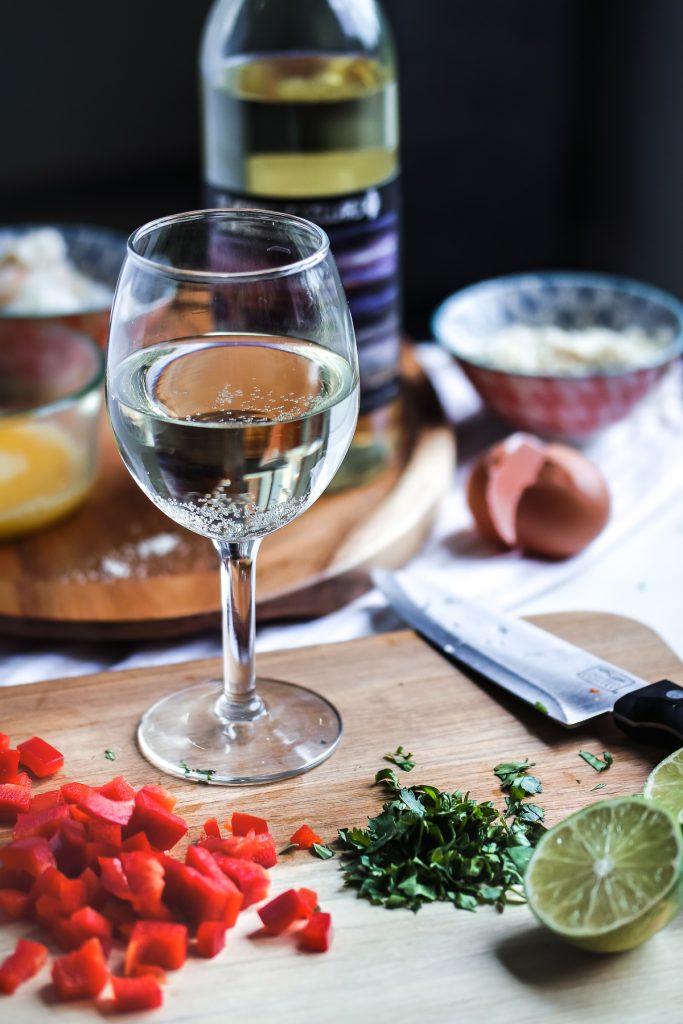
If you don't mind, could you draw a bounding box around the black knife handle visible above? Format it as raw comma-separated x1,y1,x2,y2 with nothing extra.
613,680,683,746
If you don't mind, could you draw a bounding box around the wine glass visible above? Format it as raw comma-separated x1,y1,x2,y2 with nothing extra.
106,209,359,784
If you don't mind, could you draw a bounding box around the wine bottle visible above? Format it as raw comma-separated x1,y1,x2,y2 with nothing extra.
199,0,401,489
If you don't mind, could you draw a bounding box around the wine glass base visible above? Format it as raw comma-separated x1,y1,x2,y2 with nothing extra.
136,677,342,785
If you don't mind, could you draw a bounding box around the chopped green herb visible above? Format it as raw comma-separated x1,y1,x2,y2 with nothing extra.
104,748,116,762
591,783,607,791
383,745,416,772
579,750,613,773
311,843,335,860
337,755,545,913
534,701,549,715
178,761,216,783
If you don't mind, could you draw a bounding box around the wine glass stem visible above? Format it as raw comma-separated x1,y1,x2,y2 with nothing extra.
216,539,263,715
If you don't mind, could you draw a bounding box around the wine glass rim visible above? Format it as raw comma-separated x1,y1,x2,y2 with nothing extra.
127,208,331,282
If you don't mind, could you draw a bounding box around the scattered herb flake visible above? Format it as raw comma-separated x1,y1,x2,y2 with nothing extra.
383,745,416,772
591,783,607,791
104,748,116,762
535,701,549,715
311,843,335,860
337,754,546,913
178,761,216,784
579,750,613,773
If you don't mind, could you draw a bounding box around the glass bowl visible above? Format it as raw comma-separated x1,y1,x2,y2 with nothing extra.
0,223,127,348
432,271,683,439
0,323,104,540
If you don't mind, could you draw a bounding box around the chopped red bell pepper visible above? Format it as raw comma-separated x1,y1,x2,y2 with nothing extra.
0,782,31,821
210,854,270,907
29,789,64,812
163,856,241,926
202,817,221,839
52,906,113,953
0,748,20,783
13,802,70,840
257,888,313,935
121,831,153,853
60,781,93,804
229,811,269,836
185,845,243,925
120,851,170,920
298,911,333,953
51,937,109,1001
0,836,55,877
195,921,227,958
110,974,163,1012
126,791,187,850
98,776,137,802
0,887,30,920
0,733,10,751
289,823,323,849
124,921,187,974
0,937,48,994
297,887,319,916
199,831,277,868
79,792,135,826
98,857,133,902
87,820,123,849
137,784,176,812
17,736,64,778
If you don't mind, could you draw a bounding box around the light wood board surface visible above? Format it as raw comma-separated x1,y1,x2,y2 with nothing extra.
1,611,681,1023
0,347,455,640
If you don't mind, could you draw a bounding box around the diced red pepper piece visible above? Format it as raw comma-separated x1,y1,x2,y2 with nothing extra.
0,937,48,994
162,856,241,926
79,792,135,826
257,888,312,935
80,867,105,908
0,887,31,920
196,921,227,958
29,789,64,812
126,791,188,851
202,817,221,839
34,893,62,926
0,836,55,877
0,733,10,751
289,823,323,849
0,782,31,821
185,846,242,926
124,921,187,975
0,748,20,783
199,832,277,868
13,802,70,840
110,974,163,1012
29,865,65,900
229,811,269,836
297,887,319,916
121,831,153,853
127,962,166,982
53,906,113,952
137,784,176,812
87,820,123,849
17,736,64,778
98,857,133,901
298,911,333,953
98,776,137,802
61,781,94,804
210,854,270,907
51,937,109,1001
120,851,170,920
15,772,32,788
100,898,137,939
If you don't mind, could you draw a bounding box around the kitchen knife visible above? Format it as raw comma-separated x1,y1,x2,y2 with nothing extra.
373,570,683,744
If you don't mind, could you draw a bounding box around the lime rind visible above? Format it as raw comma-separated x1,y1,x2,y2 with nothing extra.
525,796,683,953
643,747,683,823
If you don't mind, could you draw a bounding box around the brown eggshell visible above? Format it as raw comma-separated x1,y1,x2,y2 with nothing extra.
467,433,546,546
515,446,610,558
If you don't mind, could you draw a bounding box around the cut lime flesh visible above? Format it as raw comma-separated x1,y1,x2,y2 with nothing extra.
643,747,683,823
525,797,683,953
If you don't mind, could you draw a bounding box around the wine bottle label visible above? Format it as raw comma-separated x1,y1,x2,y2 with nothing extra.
205,178,401,415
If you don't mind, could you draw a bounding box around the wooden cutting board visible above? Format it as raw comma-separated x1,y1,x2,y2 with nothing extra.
0,347,455,641
1,612,681,1023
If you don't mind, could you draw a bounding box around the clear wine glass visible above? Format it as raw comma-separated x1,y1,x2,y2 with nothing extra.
106,209,359,784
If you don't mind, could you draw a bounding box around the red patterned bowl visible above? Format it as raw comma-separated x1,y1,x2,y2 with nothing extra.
432,272,683,439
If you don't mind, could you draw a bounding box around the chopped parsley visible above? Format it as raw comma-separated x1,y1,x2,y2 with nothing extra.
579,750,613,773
337,755,545,913
104,748,116,762
179,761,216,783
311,843,335,860
383,745,416,772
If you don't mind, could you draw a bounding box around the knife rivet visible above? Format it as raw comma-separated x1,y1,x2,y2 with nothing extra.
666,688,683,701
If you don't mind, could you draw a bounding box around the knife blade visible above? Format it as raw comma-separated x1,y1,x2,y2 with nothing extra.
374,569,683,744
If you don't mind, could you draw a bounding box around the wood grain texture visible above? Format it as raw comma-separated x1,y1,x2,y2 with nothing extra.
0,347,456,640
1,612,682,1023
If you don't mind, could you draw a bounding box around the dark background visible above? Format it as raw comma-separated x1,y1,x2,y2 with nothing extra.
2,0,682,337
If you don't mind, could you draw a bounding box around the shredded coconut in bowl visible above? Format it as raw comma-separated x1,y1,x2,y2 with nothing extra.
451,323,671,376
0,228,113,315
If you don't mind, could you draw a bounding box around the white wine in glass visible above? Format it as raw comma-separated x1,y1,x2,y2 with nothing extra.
106,210,359,784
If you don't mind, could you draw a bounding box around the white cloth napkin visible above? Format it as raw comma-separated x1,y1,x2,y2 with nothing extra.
2,345,682,686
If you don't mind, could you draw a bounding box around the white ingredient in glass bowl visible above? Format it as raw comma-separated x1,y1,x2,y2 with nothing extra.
451,323,671,375
0,228,113,315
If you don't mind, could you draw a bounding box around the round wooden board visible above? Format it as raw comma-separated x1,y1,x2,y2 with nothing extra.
0,348,456,640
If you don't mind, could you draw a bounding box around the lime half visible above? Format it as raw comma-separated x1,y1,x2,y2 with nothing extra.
525,797,683,953
643,747,683,823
